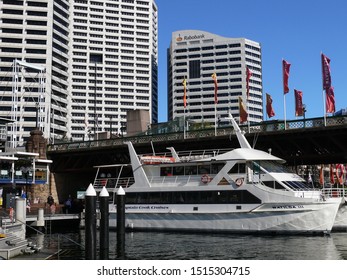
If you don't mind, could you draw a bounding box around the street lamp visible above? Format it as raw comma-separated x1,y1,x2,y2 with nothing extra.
109,116,113,139
303,104,307,128
35,102,39,128
20,166,32,200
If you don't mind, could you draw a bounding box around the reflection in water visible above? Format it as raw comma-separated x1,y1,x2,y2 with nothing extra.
26,230,347,260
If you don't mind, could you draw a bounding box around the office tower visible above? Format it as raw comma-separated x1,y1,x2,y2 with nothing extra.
168,30,263,125
0,0,70,149
0,0,158,147
70,0,158,140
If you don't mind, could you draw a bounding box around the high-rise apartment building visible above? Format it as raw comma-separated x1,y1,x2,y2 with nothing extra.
0,0,70,149
70,0,158,140
0,0,158,148
168,30,263,125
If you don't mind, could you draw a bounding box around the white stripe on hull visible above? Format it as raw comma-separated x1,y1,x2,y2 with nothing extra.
108,202,338,234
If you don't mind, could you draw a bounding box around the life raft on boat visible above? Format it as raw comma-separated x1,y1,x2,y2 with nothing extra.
140,155,175,164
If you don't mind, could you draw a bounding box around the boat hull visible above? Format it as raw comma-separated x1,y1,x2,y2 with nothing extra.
332,202,347,231
108,201,340,235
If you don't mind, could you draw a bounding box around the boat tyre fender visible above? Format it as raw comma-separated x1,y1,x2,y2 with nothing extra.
201,174,211,184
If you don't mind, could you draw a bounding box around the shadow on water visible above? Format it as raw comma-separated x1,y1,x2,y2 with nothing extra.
25,229,347,260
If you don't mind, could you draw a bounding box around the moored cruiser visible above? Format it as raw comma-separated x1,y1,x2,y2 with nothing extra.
93,115,342,234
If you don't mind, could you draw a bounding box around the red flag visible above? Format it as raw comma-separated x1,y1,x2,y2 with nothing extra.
294,89,304,116
246,66,252,99
325,86,335,113
282,60,291,94
321,53,331,90
212,73,218,103
238,97,248,123
319,165,324,186
336,164,344,185
330,164,335,184
266,93,275,118
182,78,187,108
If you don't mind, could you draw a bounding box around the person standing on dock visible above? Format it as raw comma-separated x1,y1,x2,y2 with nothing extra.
47,193,54,206
47,193,55,214
64,195,73,213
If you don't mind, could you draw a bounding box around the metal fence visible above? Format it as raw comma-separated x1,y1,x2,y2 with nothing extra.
47,116,346,153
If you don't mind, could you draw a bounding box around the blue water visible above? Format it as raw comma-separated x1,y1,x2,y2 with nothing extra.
27,229,347,260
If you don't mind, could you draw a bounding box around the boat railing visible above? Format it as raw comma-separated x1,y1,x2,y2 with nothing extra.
148,175,204,186
321,187,346,198
94,177,135,189
138,148,232,162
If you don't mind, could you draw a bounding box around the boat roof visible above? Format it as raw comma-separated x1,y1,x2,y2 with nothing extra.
200,147,285,163
93,163,131,168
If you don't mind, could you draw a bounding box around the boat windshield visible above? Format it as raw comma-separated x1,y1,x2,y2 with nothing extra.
252,160,294,174
282,180,315,190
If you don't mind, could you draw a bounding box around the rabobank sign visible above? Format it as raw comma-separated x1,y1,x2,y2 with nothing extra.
176,33,205,42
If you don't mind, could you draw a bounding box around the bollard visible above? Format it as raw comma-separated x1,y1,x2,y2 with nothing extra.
37,208,45,228
15,197,26,239
116,186,126,259
85,183,97,260
99,186,109,260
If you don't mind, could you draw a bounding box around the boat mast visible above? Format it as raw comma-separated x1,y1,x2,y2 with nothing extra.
226,113,251,149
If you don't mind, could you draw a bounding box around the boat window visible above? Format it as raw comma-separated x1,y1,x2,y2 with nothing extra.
126,193,137,204
262,181,287,190
211,163,224,174
122,190,261,204
185,165,197,175
198,164,210,175
172,192,185,203
160,167,173,176
251,161,261,174
173,166,184,176
283,181,314,190
229,163,246,174
148,192,161,203
254,160,293,173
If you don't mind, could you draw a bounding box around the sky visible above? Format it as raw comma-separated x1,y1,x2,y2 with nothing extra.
155,0,347,122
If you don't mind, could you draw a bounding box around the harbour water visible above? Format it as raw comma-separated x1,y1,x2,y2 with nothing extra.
25,229,347,260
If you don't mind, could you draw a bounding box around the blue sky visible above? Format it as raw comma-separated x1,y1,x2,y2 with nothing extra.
155,0,346,122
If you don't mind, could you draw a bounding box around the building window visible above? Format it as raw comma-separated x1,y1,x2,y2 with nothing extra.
189,60,200,79
90,53,103,63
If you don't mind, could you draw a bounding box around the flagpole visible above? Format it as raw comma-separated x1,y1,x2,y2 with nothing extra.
183,108,186,139
247,99,250,133
282,59,287,130
214,102,217,136
322,89,326,126
321,52,327,126
183,77,187,139
212,73,218,136
283,94,287,130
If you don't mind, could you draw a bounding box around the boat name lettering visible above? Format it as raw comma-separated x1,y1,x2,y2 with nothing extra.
272,205,304,209
125,205,169,210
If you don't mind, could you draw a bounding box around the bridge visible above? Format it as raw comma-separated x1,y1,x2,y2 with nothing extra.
47,116,347,176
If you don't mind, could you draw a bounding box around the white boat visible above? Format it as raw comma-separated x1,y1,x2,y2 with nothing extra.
93,115,342,234
321,187,347,231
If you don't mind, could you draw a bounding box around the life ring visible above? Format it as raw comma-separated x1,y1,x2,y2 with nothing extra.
201,174,212,184
235,178,244,187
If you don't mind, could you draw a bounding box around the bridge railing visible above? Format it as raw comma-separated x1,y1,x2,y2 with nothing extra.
47,116,346,152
